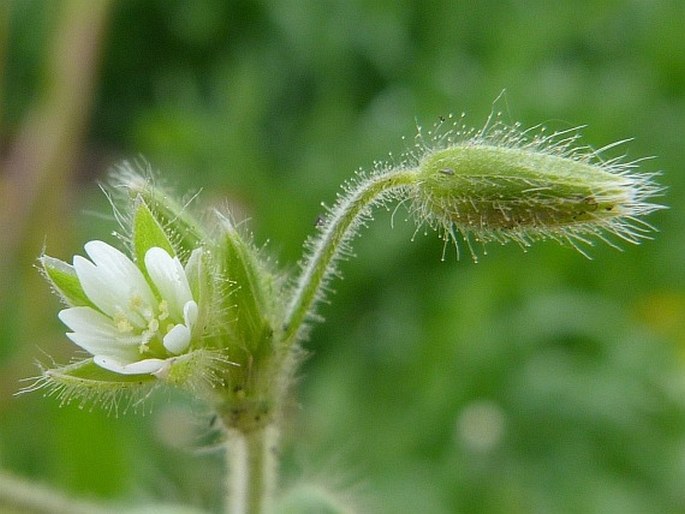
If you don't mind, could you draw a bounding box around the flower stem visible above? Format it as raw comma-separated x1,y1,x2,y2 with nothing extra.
225,425,278,514
283,167,417,344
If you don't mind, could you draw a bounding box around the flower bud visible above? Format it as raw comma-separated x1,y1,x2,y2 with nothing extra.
411,127,662,256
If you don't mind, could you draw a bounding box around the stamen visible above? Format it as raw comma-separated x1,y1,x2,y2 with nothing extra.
128,294,154,321
114,312,133,333
129,294,143,309
148,318,159,333
158,300,169,321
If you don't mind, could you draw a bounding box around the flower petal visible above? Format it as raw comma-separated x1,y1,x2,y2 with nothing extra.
74,241,155,325
144,247,194,320
65,333,139,361
184,248,203,288
59,307,142,344
59,307,119,337
163,324,191,354
59,307,144,360
94,355,167,375
183,300,198,328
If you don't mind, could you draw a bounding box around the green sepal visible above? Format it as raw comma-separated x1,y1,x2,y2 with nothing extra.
46,358,155,384
125,180,207,257
25,351,232,412
132,198,176,267
157,349,233,389
219,222,276,353
27,359,157,413
40,255,94,308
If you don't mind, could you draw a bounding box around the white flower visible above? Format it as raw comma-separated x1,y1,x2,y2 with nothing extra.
58,241,199,376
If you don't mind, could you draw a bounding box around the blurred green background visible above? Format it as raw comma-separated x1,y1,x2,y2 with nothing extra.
1,0,685,512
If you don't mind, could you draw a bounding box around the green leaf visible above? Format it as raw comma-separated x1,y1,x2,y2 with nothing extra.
40,255,94,307
132,198,175,266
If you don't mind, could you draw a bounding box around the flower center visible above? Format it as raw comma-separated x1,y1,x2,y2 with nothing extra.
115,296,187,357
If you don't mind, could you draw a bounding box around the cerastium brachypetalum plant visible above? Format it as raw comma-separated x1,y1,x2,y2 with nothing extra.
9,113,663,514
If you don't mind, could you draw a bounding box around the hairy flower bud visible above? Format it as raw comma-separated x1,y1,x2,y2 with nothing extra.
410,120,663,257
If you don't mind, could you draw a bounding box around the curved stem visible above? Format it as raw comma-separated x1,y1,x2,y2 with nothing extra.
283,167,417,343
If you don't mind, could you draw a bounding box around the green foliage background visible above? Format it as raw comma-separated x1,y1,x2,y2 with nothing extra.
1,1,685,512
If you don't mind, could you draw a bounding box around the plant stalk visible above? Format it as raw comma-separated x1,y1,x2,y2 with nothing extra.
225,425,278,514
283,167,417,344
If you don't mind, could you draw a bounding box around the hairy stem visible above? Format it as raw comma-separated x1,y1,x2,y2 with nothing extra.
283,168,417,344
283,168,417,343
225,426,278,514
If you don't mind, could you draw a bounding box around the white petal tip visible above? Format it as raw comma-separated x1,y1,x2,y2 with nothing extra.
163,324,191,354
94,355,166,375
183,300,198,327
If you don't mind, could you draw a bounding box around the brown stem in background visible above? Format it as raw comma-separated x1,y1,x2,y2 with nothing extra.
0,0,113,408
0,3,8,133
